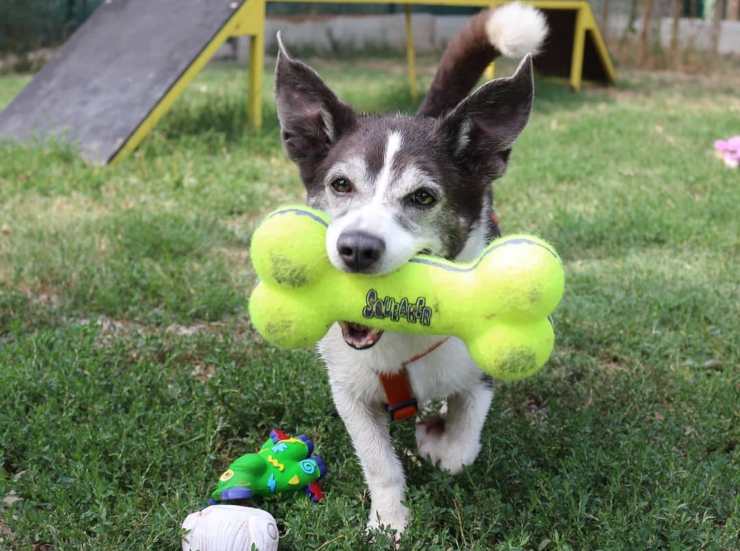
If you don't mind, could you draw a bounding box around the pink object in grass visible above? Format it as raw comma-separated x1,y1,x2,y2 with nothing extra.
714,136,740,169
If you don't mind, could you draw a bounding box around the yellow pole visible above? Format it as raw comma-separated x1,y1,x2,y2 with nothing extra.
248,0,266,129
484,62,495,79
404,5,418,100
569,4,586,91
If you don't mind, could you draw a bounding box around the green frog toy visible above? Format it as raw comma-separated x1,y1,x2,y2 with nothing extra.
209,429,326,504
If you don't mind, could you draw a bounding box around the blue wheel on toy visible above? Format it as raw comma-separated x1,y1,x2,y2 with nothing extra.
219,487,253,501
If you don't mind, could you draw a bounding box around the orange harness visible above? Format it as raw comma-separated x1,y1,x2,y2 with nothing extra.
378,338,449,422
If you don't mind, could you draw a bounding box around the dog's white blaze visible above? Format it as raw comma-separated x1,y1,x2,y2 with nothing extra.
325,141,448,274
373,131,403,204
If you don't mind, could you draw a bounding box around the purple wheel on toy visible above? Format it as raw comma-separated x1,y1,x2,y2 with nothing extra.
297,434,314,455
220,487,253,501
304,485,321,503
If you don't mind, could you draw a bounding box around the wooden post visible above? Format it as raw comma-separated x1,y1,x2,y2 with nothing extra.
710,0,725,53
729,0,740,20
670,0,682,67
639,0,655,66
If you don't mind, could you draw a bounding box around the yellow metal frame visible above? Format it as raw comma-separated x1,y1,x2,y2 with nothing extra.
111,0,266,163
275,0,615,91
110,0,615,163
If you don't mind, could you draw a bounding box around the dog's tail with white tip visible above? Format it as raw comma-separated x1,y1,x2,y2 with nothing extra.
417,2,548,118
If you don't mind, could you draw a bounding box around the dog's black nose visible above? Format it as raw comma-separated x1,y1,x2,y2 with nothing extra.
337,231,385,272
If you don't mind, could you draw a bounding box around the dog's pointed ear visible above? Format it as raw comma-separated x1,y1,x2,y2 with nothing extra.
275,34,357,182
437,55,534,180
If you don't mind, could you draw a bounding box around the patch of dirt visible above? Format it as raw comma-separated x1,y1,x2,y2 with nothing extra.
74,316,259,348
17,287,61,308
0,48,58,74
0,518,14,539
165,323,210,337
523,396,549,425
191,362,217,382
2,490,22,508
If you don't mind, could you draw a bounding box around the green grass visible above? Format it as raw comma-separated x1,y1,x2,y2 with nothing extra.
1,58,738,550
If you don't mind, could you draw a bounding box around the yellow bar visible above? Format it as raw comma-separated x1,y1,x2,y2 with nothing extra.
247,0,266,129
404,5,418,100
484,62,495,80
232,0,265,35
249,33,265,130
569,4,586,91
111,0,256,163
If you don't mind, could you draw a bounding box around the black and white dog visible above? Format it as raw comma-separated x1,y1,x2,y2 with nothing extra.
273,2,548,534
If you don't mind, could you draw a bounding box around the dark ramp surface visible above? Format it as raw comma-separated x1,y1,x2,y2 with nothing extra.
0,0,247,164
534,9,611,84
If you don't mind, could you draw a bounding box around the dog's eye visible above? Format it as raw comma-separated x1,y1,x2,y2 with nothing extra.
407,188,437,208
330,177,353,194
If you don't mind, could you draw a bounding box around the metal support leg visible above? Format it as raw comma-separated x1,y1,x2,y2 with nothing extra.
247,1,265,129
569,5,586,91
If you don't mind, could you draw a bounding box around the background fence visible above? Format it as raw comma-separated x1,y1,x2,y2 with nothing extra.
1,1,738,60
0,1,479,55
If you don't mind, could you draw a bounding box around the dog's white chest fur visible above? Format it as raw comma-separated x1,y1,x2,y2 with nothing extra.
317,326,494,533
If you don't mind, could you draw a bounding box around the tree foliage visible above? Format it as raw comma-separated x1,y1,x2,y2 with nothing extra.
0,0,102,54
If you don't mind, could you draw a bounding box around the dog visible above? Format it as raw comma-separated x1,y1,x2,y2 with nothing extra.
273,2,548,535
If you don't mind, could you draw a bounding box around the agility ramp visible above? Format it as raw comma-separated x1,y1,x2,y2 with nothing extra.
0,0,265,165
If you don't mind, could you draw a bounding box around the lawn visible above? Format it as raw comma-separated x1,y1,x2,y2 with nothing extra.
0,56,739,550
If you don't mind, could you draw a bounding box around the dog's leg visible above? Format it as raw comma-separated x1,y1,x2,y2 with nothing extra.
416,380,493,474
332,386,409,534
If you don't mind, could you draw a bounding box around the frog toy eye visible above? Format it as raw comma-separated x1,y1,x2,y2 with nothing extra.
299,460,317,475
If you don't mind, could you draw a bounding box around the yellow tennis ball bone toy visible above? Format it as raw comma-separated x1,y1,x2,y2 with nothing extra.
249,206,565,381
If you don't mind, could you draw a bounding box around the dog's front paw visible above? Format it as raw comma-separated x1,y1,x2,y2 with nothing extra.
367,502,409,536
415,418,481,474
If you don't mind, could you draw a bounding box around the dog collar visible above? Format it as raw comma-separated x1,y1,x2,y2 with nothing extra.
379,338,449,422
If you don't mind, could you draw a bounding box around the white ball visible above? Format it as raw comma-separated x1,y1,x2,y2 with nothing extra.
181,505,279,551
